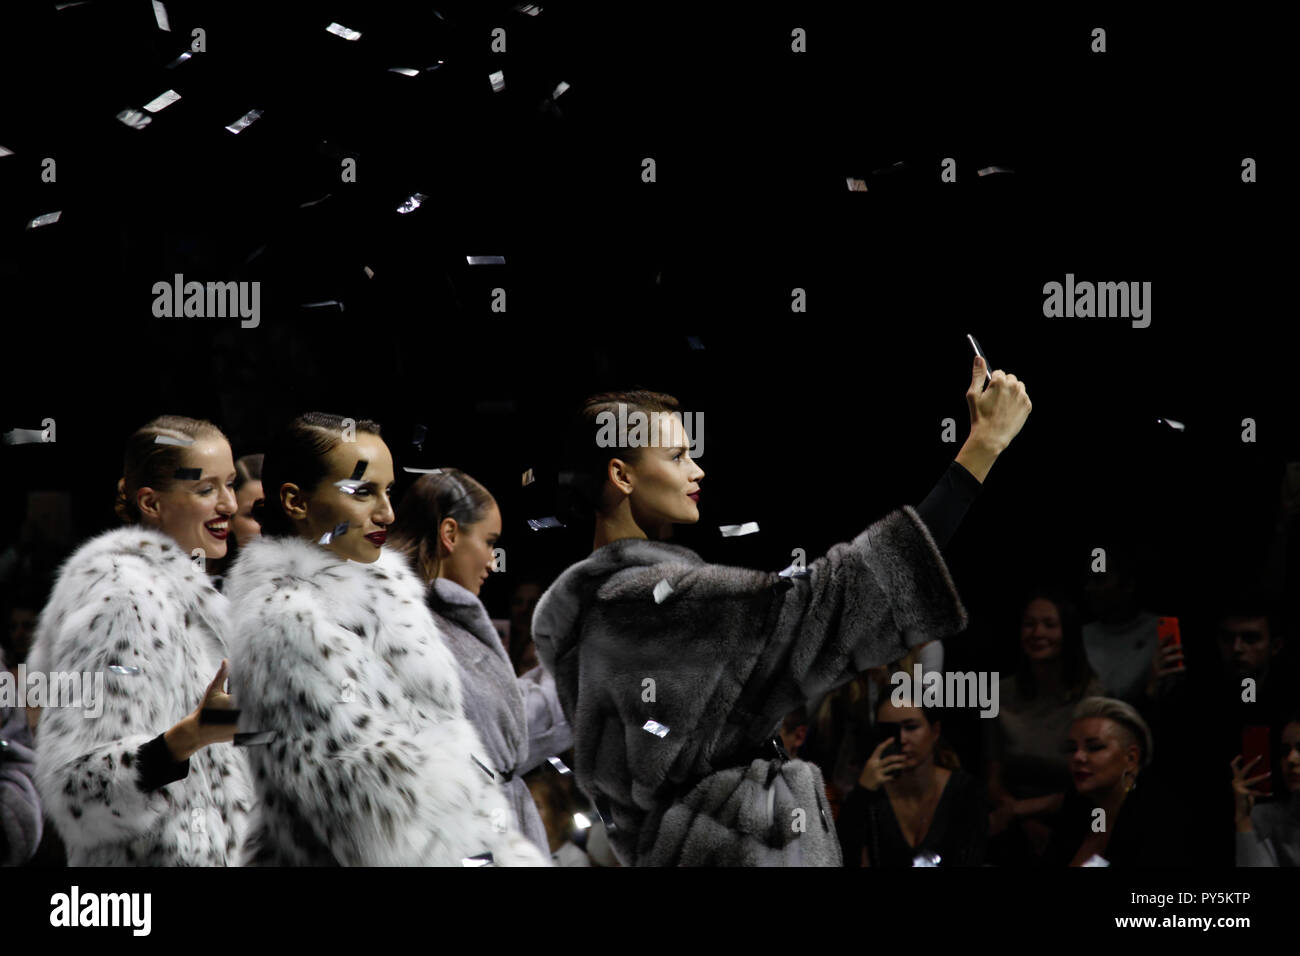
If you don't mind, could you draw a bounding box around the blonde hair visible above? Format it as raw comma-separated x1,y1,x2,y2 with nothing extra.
114,416,226,524
1073,696,1154,769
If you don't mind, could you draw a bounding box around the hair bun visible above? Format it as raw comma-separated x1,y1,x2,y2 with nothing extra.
114,477,133,524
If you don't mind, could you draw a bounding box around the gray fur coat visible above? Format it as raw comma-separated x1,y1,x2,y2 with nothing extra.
427,577,572,857
26,526,253,865
224,535,549,866
532,506,968,866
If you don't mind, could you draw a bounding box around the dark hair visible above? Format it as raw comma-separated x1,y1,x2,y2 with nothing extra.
233,453,264,492
388,469,496,584
1015,586,1097,702
114,415,228,524
560,389,683,520
254,413,382,538
1214,586,1289,647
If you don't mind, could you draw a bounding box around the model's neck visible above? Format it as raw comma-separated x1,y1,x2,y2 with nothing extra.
592,503,660,551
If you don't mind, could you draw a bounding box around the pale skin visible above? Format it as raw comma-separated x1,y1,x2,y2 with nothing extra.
427,501,502,597
856,702,952,866
590,355,1031,549
1232,721,1300,832
232,479,263,547
1063,717,1141,866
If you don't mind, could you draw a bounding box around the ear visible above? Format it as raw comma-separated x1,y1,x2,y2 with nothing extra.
439,516,459,554
280,483,309,522
607,457,635,495
136,487,163,522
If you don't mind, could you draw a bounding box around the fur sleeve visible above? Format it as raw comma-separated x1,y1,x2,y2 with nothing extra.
30,555,188,850
231,587,546,866
598,506,968,747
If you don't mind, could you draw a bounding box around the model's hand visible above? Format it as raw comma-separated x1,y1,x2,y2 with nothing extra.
1145,639,1186,698
967,355,1032,453
858,737,906,792
1230,754,1270,828
166,660,238,761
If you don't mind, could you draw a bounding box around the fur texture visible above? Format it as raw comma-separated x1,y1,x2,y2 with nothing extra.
532,505,969,866
27,526,253,866
223,534,548,866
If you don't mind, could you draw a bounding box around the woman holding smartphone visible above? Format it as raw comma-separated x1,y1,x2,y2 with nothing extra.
27,415,250,865
532,355,1031,865
224,414,547,866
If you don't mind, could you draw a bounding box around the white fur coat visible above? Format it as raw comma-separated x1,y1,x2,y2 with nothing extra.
223,534,549,866
27,526,253,865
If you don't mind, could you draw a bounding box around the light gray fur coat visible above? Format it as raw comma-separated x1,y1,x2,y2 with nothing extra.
426,576,573,857
532,506,968,866
223,535,549,866
27,526,253,865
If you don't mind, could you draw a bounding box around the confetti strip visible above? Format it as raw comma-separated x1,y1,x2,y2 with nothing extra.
154,434,193,446
572,812,591,829
1157,418,1186,432
489,70,505,93
108,665,142,676
466,255,505,265
3,428,49,445
642,720,670,738
164,52,192,69
388,67,420,77
778,564,809,579
403,467,443,474
319,521,349,545
462,853,493,866
526,516,564,531
224,109,263,134
334,479,364,495
350,460,368,480
521,468,535,487
396,192,427,214
0,145,13,158
845,178,868,191
26,211,61,229
976,166,1014,177
299,193,333,208
142,89,182,113
152,0,170,31
363,265,374,278
652,579,673,604
546,756,572,775
326,22,362,41
552,80,570,98
719,522,760,537
300,300,345,311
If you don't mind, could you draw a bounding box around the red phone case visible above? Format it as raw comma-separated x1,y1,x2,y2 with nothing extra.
1242,726,1273,798
1157,616,1185,671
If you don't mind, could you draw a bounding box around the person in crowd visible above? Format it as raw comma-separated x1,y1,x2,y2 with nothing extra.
985,588,1101,864
1080,548,1163,707
231,453,264,548
25,415,251,865
224,413,547,866
1232,710,1300,866
838,692,988,866
508,580,544,676
532,356,1030,865
387,468,572,857
1045,696,1189,866
1,702,42,866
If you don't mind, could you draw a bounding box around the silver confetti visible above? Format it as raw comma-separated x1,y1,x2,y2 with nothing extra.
224,109,263,134
319,521,349,545
300,300,345,311
388,67,420,77
777,564,809,579
462,853,493,866
1157,418,1186,432
552,80,570,99
396,192,428,214
466,255,506,265
526,516,564,531
912,852,941,867
642,720,670,738
845,178,868,192
54,1,92,9
0,145,13,157
299,192,333,208
26,211,61,230
3,428,50,445
489,70,505,93
334,479,365,495
403,467,443,475
164,52,192,69
652,579,673,604
326,22,362,41
521,468,535,487
572,812,591,829
546,755,572,775
153,434,193,446
976,166,1014,177
152,0,170,31
1081,854,1110,867
426,61,445,71
116,109,152,129
514,3,542,14
142,89,181,113
719,522,760,537
108,664,141,676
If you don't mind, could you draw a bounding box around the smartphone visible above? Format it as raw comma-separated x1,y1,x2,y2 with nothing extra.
967,334,992,392
1242,726,1273,798
1156,617,1186,672
199,708,240,725
872,720,903,759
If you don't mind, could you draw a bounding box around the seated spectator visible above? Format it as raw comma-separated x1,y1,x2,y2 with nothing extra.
1046,696,1189,866
985,588,1101,864
1233,710,1300,866
1080,547,1162,707
837,692,988,867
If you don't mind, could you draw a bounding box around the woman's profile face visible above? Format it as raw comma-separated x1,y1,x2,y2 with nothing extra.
1067,717,1138,795
441,501,502,597
233,479,263,547
1281,722,1300,794
146,436,237,560
624,412,705,529
295,432,396,564
876,700,938,770
1020,597,1064,663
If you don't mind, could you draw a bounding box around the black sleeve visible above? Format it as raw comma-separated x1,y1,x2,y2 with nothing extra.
948,773,990,866
134,732,191,793
837,785,875,868
915,461,982,552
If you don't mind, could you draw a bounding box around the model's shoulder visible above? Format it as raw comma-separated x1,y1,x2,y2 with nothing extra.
53,525,200,596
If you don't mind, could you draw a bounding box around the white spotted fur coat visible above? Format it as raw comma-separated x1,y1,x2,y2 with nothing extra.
223,533,549,866
27,526,253,865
